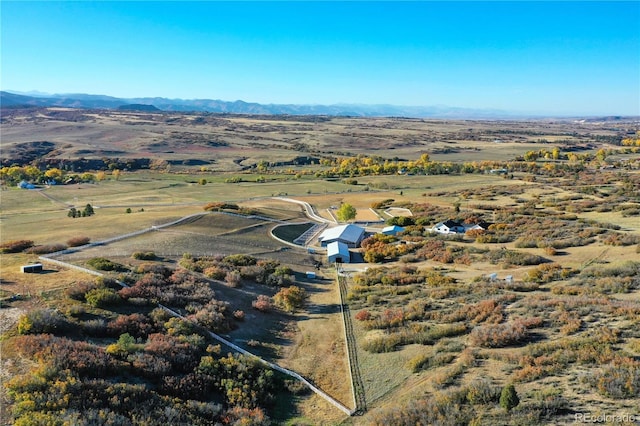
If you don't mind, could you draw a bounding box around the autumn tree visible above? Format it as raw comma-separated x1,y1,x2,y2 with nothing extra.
336,203,357,222
44,168,64,182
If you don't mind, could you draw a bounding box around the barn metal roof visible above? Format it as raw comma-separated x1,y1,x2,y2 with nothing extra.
319,224,365,243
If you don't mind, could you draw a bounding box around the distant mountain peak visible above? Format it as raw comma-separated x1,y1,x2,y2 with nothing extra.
1,90,517,118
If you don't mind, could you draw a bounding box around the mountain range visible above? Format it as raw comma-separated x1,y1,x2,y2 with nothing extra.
0,90,516,119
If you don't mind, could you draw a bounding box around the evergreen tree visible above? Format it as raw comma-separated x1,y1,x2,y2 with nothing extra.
500,384,520,412
83,204,95,216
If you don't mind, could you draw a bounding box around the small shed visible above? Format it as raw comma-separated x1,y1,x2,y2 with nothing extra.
327,241,350,264
21,263,43,273
381,225,405,236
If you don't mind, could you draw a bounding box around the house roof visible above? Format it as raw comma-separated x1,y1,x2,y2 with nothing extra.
440,220,462,228
319,224,365,243
382,225,405,233
327,241,350,257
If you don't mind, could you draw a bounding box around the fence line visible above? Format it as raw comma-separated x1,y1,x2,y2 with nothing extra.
336,268,367,414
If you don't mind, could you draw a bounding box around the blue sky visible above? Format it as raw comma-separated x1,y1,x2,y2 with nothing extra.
2,1,639,115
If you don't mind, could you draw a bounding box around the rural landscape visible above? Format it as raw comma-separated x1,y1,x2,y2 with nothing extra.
1,105,639,425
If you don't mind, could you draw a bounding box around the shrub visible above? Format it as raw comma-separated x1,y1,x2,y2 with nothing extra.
188,300,233,333
467,379,500,405
131,251,156,260
25,244,67,254
225,270,242,288
107,313,155,338
406,351,456,373
203,202,239,211
67,236,91,247
355,310,372,321
223,254,257,267
106,333,142,357
273,285,306,312
469,321,529,348
82,319,108,337
233,310,245,321
592,362,640,399
252,295,272,312
204,266,227,280
86,257,126,272
85,288,121,308
17,309,68,334
135,263,171,276
0,239,33,253
603,232,640,246
361,334,403,353
65,280,99,300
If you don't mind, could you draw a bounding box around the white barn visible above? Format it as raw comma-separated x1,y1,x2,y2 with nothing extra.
318,224,365,248
327,241,350,263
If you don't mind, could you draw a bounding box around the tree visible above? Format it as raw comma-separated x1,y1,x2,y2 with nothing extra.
336,203,357,222
44,168,63,182
500,384,520,412
83,204,95,216
81,172,95,182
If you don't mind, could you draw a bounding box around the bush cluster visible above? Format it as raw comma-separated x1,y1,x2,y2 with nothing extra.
86,257,127,272
0,239,34,253
25,243,68,254
469,319,538,348
132,251,156,260
67,236,91,247
181,254,295,288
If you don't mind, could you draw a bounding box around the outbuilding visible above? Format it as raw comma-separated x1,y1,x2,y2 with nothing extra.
327,241,350,263
21,263,43,273
318,224,365,248
381,225,405,236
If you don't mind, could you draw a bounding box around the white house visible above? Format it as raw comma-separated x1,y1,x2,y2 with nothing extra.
318,224,366,248
327,241,350,263
381,225,405,236
432,220,465,234
464,221,491,232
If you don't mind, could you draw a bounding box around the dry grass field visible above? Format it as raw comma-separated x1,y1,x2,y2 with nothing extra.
2,108,631,170
1,109,638,425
